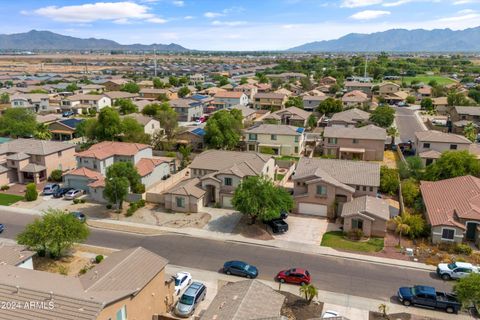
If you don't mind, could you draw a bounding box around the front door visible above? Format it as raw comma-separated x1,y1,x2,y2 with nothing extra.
466,222,478,241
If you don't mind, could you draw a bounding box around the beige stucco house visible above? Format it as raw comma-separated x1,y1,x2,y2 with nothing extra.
253,93,287,111
329,108,370,127
341,195,390,237
244,124,306,156
414,131,472,166
262,106,312,128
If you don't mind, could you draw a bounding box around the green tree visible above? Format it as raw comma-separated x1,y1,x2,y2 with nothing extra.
0,108,37,138
448,91,471,106
218,77,230,87
0,92,9,104
65,83,79,92
240,77,248,85
76,118,98,141
232,176,293,224
120,82,140,94
95,107,122,141
285,96,303,109
169,76,179,87
398,156,424,180
154,103,178,141
454,273,480,309
401,178,420,208
393,214,411,247
299,283,318,304
317,97,343,115
121,117,150,144
369,106,395,128
33,123,52,140
153,77,165,89
380,166,399,195
49,169,63,182
104,177,129,210
141,103,161,117
386,127,398,148
107,161,143,194
178,145,192,169
406,96,416,104
25,183,38,201
256,73,269,84
178,86,191,98
468,88,480,104
423,150,480,181
17,209,89,258
307,114,317,130
420,98,434,111
402,213,426,239
205,109,243,150
464,122,477,143
116,98,138,115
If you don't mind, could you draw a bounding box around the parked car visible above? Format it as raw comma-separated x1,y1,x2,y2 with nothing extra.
42,183,60,195
280,210,289,219
0,224,4,233
437,262,479,280
266,219,288,234
70,211,86,223
397,285,461,314
276,268,311,285
174,272,192,296
223,260,258,279
64,189,83,200
62,111,74,117
53,187,74,198
175,282,206,318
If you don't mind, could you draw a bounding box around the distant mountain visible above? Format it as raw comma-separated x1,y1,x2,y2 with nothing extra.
0,30,189,52
288,27,480,52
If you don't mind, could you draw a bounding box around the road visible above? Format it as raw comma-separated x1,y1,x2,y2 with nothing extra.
393,106,426,144
0,210,453,302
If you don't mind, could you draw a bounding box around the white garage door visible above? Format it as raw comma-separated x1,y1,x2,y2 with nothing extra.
298,203,327,216
222,196,233,208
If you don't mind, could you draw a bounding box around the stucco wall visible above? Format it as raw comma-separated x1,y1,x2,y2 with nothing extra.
431,225,464,244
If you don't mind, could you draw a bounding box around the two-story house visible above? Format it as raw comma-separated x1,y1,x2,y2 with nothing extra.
190,94,214,113
61,94,111,114
163,150,275,212
323,125,386,161
329,108,370,127
341,90,370,109
10,94,49,112
293,157,380,219
100,79,129,91
170,98,203,122
103,91,139,105
302,95,327,112
414,131,472,166
262,107,312,127
450,106,480,134
122,113,162,135
233,84,258,102
344,81,372,97
244,124,305,156
378,82,400,97
213,91,248,110
253,93,287,111
0,139,76,185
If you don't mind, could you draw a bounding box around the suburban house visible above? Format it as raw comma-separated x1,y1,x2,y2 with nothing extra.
414,131,472,166
303,95,327,112
231,105,260,123
253,92,287,111
323,125,387,161
169,98,203,122
382,90,409,105
10,94,49,112
164,150,275,211
262,106,312,127
255,83,272,92
320,76,337,86
329,108,370,127
0,244,36,269
79,84,105,94
293,158,380,218
450,106,480,134
432,97,449,114
213,91,249,109
378,82,400,97
344,81,372,96
421,175,480,245
101,79,129,91
190,73,205,85
61,94,111,114
0,139,76,185
244,123,305,156
417,85,432,99
176,126,206,151
0,247,174,320
48,118,85,141
341,195,390,237
123,113,162,135
341,90,370,109
103,91,139,105
190,94,214,113
233,84,258,101
139,88,177,100
200,280,285,320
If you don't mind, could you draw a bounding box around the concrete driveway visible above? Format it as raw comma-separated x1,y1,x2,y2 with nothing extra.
12,194,72,212
201,207,242,234
274,215,341,245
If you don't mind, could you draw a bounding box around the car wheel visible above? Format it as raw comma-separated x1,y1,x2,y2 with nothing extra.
225,270,231,275
403,300,411,306
279,278,285,283
246,275,252,279
446,307,454,314
300,282,306,286
441,274,451,281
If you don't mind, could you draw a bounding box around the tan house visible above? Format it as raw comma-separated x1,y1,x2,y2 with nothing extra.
341,195,390,237
176,126,206,151
329,108,370,127
341,90,370,108
0,247,174,320
323,125,387,161
61,94,112,114
262,106,312,127
233,84,258,101
303,95,328,112
123,113,162,135
101,79,129,91
450,106,480,134
414,131,472,166
293,158,380,218
164,177,206,213
421,175,480,245
139,88,177,100
344,81,372,96
244,124,306,156
103,91,139,104
378,82,400,97
253,92,287,111
432,97,449,114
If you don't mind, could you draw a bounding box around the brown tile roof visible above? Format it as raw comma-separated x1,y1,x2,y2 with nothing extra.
76,141,150,160
123,113,156,126
67,94,107,101
415,131,471,144
0,244,36,266
341,196,390,221
324,125,386,141
0,138,75,156
214,91,244,98
103,91,138,100
342,90,368,102
455,106,480,116
245,124,302,135
65,167,104,180
190,150,272,175
166,177,205,198
136,157,168,177
266,106,311,121
330,108,370,123
254,92,285,100
420,175,480,227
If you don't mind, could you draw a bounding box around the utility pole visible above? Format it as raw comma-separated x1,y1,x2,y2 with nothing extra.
154,49,157,77
364,56,368,80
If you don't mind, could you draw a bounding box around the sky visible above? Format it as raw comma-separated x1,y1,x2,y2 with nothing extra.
1,0,480,50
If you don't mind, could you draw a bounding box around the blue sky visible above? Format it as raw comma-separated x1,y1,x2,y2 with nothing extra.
1,0,479,50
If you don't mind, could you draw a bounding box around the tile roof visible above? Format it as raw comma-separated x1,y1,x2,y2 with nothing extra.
214,91,245,99
0,138,75,156
200,280,285,320
76,141,150,160
103,91,138,100
6,152,30,161
123,113,157,126
244,124,302,135
20,163,46,173
165,177,205,198
324,125,386,141
65,167,104,181
455,106,480,116
341,196,390,221
253,92,286,100
0,244,36,266
136,157,168,177
190,150,272,175
294,157,380,187
421,175,480,227
415,131,471,144
330,108,370,123
342,90,368,102
266,106,311,121
67,94,107,101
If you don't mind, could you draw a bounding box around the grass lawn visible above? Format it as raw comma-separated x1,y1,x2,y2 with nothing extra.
401,75,456,86
0,193,24,206
275,173,285,181
321,231,384,253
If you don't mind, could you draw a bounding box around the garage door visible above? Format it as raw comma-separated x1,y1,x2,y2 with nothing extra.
222,196,233,208
298,203,327,216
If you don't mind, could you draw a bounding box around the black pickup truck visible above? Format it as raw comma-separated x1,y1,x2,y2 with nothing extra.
266,219,288,234
397,285,461,314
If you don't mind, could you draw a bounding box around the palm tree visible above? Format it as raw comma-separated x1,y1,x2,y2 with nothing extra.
34,123,52,140
464,122,477,143
178,145,192,169
307,114,317,130
393,215,410,247
299,283,318,304
386,126,399,149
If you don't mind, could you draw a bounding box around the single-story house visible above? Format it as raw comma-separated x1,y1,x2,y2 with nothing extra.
341,195,390,237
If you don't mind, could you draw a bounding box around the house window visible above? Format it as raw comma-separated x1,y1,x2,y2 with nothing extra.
249,134,257,141
352,139,359,144
363,186,367,191
58,151,62,157
295,147,299,153
224,177,232,186
271,134,277,140
316,185,327,196
423,143,430,148
328,138,337,144
116,305,127,320
176,197,185,208
441,228,455,241
450,144,457,150
352,219,364,230
356,185,360,190
295,136,299,143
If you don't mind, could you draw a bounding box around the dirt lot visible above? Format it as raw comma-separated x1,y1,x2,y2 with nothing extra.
232,215,274,241
33,249,97,276
381,150,399,169
280,291,323,320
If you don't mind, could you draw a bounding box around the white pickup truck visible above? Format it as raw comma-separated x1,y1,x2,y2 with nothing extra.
436,262,479,280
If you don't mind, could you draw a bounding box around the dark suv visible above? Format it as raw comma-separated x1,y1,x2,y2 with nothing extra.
267,219,288,233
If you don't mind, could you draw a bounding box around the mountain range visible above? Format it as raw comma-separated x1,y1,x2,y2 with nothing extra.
288,27,480,52
0,30,188,52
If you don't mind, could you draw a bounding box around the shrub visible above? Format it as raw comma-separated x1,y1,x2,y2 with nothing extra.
49,169,63,182
403,213,427,239
136,199,146,208
346,228,363,240
165,151,177,158
0,185,9,191
454,244,473,256
80,199,86,204
132,183,145,194
57,265,69,275
401,178,420,208
73,198,80,204
106,204,113,209
126,203,137,216
25,183,38,201
380,166,399,195
95,255,104,264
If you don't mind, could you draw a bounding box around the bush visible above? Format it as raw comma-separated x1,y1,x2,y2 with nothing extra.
95,255,104,264
346,228,364,240
73,199,80,204
402,213,427,239
136,199,146,208
0,185,9,191
126,203,138,216
401,178,420,208
454,244,473,256
49,169,63,182
106,204,112,209
25,183,38,201
132,183,145,194
165,151,177,158
380,166,399,195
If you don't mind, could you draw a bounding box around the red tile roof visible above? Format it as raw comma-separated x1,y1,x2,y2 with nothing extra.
65,167,103,180
420,175,480,227
136,158,168,177
214,91,244,99
76,141,150,160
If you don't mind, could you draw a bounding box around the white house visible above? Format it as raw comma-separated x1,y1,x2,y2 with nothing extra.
61,94,111,114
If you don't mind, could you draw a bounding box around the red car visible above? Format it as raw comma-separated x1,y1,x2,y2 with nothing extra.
276,268,311,285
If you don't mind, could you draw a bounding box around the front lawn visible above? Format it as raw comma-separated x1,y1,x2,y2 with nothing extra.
0,193,24,206
321,231,384,253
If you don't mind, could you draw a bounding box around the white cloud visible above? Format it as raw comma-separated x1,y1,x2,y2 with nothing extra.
341,0,383,8
33,2,166,24
204,11,224,18
211,20,247,26
172,1,185,7
184,15,194,19
453,0,480,4
382,0,412,7
350,10,391,20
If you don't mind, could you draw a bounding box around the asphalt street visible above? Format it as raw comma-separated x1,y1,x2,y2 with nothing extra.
393,106,426,144
0,210,454,302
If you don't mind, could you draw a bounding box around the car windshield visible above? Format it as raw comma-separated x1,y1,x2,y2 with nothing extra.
447,263,457,270
244,264,252,271
179,295,194,305
175,278,181,286
305,270,310,277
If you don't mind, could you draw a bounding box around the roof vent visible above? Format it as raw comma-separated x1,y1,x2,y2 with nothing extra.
15,286,19,294
49,291,54,300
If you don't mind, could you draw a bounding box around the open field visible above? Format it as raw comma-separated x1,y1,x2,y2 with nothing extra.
401,75,456,86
